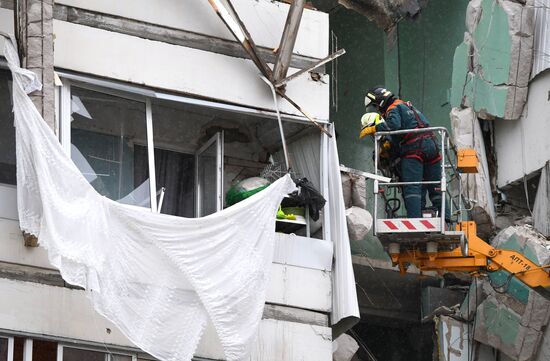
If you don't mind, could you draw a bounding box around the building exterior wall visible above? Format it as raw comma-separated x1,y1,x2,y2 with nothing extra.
0,1,336,360
494,71,550,187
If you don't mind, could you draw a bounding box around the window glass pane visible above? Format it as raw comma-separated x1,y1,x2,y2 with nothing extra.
71,87,150,208
0,69,15,185
0,338,8,361
32,340,57,361
63,347,105,361
111,355,132,361
197,140,218,217
151,100,196,217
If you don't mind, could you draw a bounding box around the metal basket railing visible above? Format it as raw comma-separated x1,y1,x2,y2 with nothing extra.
373,127,464,234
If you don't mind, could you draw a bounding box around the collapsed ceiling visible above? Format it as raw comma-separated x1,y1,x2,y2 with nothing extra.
312,0,429,30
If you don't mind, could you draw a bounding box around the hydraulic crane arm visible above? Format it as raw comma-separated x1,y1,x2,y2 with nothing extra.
389,221,550,299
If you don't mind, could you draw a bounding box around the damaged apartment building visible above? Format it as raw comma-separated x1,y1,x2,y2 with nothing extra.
321,0,550,360
1,0,550,361
0,1,361,361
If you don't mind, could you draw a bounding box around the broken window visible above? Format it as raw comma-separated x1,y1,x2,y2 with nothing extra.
59,75,327,238
60,346,133,361
70,86,151,208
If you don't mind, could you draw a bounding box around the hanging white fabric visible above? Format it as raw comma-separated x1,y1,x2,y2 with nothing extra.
3,36,296,361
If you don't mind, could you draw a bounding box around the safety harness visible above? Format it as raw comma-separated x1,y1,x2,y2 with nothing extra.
384,100,442,164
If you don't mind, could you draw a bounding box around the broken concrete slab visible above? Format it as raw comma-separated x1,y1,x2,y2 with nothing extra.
492,225,550,266
450,0,535,120
346,206,372,242
462,225,550,360
332,333,359,361
533,162,550,237
450,107,495,237
474,292,546,360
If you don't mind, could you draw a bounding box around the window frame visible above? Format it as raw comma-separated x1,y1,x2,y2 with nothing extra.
56,344,137,361
59,79,159,213
56,71,331,240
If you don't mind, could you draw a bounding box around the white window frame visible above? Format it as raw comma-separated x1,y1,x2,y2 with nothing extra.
59,79,159,213
56,71,331,239
195,131,224,217
57,343,138,361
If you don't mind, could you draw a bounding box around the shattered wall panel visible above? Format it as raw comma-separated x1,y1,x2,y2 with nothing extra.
450,0,534,120
493,71,550,187
533,162,550,237
531,0,550,79
463,226,550,360
450,107,495,237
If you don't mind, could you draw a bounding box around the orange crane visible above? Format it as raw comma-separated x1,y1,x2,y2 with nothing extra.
371,127,550,298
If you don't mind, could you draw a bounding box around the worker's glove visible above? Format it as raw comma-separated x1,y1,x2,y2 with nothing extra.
359,125,376,139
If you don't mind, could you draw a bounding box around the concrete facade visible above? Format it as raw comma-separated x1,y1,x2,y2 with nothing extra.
0,1,340,360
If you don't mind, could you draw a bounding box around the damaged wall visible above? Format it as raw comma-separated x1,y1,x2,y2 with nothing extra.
450,0,535,121
330,0,470,259
337,0,426,30
450,107,495,237
493,70,550,187
456,226,550,360
16,0,55,131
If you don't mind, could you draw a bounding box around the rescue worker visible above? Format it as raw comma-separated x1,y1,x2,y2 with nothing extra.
360,86,447,219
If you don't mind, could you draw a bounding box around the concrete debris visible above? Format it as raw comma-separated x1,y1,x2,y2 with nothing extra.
437,315,471,361
337,0,426,30
533,162,550,237
450,107,495,238
451,0,535,120
492,225,550,266
345,206,373,241
332,333,359,361
421,286,466,321
461,226,550,360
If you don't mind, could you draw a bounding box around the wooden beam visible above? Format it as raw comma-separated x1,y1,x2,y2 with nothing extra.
272,0,306,82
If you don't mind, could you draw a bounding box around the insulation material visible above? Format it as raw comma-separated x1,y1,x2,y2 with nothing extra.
437,316,470,361
337,0,425,30
469,226,550,360
533,162,550,237
450,0,535,120
531,0,550,79
332,333,359,361
450,107,495,237
4,37,297,361
341,172,367,209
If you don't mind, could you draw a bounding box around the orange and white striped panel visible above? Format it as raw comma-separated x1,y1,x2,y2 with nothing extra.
377,218,442,233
